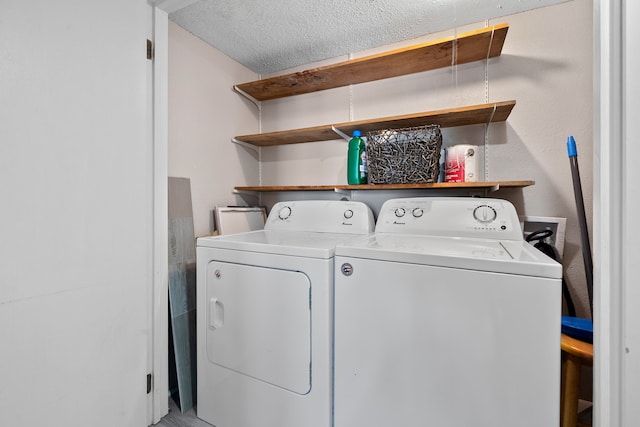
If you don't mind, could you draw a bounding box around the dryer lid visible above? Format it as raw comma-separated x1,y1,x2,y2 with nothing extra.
198,230,370,258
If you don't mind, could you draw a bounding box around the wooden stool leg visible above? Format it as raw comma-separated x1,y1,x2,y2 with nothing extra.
561,353,582,427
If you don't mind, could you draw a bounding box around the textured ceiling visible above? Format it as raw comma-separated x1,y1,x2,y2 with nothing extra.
168,0,571,75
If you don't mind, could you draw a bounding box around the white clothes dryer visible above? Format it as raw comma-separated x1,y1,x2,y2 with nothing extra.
333,197,562,427
196,200,374,427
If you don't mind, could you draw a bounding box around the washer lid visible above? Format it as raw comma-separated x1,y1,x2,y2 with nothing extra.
197,230,369,258
335,234,562,279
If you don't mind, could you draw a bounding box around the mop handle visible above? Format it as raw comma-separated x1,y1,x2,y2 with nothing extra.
567,136,594,316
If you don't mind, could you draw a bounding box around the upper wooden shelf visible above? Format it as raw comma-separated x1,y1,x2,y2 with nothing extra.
234,100,515,147
234,23,509,101
234,181,534,193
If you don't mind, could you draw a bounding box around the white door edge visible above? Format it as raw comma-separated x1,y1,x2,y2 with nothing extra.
149,4,170,425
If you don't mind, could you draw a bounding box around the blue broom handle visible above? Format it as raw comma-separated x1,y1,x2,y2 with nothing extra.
567,136,594,316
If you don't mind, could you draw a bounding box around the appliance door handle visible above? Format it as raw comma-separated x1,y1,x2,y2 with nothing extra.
209,298,224,329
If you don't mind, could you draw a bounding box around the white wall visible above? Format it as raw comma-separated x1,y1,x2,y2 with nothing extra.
254,1,594,317
168,22,260,238
0,1,150,426
491,1,593,318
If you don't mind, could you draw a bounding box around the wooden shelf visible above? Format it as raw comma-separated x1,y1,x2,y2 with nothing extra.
234,181,534,193
231,23,523,197
234,24,509,101
234,100,515,147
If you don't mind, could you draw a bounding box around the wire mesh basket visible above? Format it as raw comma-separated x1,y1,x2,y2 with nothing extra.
365,125,442,184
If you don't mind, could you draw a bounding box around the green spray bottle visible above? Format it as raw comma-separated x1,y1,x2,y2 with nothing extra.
347,130,367,185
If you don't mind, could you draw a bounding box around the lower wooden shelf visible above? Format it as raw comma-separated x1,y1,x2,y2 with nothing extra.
234,180,534,193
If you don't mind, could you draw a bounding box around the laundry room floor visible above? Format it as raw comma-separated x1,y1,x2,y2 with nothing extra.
153,399,213,427
152,396,592,426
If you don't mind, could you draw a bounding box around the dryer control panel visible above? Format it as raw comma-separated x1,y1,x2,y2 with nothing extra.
265,200,375,234
376,197,523,241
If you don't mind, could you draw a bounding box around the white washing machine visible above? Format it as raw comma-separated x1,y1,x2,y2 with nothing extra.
333,197,562,427
196,200,374,427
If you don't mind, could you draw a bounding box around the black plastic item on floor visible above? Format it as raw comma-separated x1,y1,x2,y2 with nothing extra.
526,229,577,317
526,229,593,342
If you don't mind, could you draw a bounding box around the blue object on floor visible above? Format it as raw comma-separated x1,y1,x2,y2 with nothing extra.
561,316,593,343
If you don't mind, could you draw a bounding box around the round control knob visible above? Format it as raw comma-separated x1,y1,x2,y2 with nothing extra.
394,208,406,218
473,205,497,223
278,206,292,220
412,208,424,218
343,209,354,219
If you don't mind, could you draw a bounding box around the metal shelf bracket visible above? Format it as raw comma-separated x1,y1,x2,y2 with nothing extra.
467,184,500,197
331,126,351,141
333,187,352,200
233,188,260,197
232,85,261,109
232,138,260,153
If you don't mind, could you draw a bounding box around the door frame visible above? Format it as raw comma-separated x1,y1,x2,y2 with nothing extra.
595,0,640,425
148,0,640,424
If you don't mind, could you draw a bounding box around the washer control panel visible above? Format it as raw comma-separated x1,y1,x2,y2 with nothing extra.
266,200,375,234
376,197,523,240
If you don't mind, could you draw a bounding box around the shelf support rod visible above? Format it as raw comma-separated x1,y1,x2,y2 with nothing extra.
483,104,498,181
331,126,351,141
233,85,261,109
